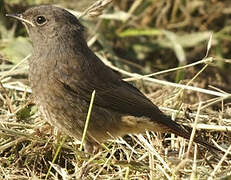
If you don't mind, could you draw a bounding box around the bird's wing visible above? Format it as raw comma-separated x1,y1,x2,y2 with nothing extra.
53,53,163,120
52,54,221,152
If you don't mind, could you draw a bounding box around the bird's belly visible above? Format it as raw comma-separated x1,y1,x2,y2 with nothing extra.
31,77,167,144
33,89,125,142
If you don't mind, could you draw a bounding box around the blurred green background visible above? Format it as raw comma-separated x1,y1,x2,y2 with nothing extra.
0,1,230,179
1,0,231,91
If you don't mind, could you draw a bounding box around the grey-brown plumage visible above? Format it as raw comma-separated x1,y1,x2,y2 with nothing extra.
7,5,218,153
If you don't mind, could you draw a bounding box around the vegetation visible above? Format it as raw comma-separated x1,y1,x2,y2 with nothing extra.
0,0,230,179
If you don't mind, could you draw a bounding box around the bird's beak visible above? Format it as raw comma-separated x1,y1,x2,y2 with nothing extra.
6,13,35,27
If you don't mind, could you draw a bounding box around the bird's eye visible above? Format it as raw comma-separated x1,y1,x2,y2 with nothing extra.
35,16,47,25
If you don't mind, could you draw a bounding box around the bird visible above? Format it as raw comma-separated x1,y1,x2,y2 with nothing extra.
6,5,219,153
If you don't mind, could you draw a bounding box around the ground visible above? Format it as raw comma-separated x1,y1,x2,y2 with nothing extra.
0,0,231,179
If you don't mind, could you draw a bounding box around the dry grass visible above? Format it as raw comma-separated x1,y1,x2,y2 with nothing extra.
1,0,231,179
0,49,231,180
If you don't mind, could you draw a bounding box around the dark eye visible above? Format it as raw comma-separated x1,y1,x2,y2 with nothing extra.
36,16,47,25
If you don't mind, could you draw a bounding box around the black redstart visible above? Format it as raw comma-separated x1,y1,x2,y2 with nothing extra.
6,5,219,153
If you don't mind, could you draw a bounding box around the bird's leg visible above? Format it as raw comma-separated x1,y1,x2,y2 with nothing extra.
84,141,100,154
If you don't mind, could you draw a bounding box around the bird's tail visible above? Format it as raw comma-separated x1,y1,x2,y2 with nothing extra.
157,114,220,152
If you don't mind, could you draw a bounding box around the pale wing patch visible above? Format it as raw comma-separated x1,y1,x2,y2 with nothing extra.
121,115,168,133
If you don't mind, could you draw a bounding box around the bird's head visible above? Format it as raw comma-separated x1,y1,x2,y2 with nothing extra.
6,5,84,47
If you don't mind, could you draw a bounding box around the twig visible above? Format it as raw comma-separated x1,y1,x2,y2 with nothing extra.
2,84,32,93
185,123,231,132
96,53,229,97
79,90,96,151
208,144,231,179
124,57,213,82
79,0,114,18
45,136,66,180
173,102,202,174
0,81,14,113
136,134,171,178
186,102,201,158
